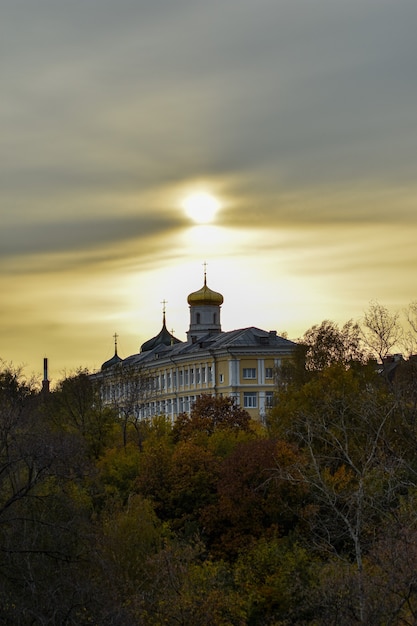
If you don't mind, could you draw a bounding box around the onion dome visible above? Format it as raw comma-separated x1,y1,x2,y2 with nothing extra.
101,352,122,370
141,312,181,352
187,276,224,307
101,334,123,370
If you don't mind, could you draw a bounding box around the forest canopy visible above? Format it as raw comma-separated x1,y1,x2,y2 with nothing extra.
1,305,417,624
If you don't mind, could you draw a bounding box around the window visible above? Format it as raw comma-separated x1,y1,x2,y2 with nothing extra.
265,367,274,379
219,373,224,383
184,370,189,386
243,392,257,408
265,391,274,407
196,313,201,324
179,370,183,386
173,371,177,388
196,368,200,384
208,366,213,383
190,368,194,384
243,368,256,379
202,367,206,383
167,372,171,388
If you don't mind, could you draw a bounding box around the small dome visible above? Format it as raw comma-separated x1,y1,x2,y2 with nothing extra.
141,314,181,352
187,278,224,307
101,352,122,371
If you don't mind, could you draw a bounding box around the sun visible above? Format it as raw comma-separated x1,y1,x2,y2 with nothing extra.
182,192,220,224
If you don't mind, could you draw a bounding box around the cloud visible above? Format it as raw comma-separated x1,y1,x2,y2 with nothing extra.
1,0,417,378
0,213,181,266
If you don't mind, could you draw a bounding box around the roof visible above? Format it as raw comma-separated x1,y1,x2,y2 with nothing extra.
101,352,123,371
140,316,181,352
123,327,296,368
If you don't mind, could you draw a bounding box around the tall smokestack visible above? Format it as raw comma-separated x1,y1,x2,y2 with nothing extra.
42,358,50,394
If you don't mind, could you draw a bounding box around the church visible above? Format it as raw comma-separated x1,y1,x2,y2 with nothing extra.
97,271,296,421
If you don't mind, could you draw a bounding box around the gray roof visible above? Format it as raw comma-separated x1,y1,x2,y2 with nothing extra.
122,327,296,368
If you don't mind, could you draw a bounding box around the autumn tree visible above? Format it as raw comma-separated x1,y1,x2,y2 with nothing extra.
172,395,251,443
269,364,408,623
277,319,368,389
200,438,308,560
302,319,367,370
166,440,220,536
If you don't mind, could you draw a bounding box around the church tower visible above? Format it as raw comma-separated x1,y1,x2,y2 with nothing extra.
187,270,224,342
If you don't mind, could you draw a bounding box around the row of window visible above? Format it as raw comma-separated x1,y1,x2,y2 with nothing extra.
154,365,214,390
243,367,274,379
154,366,275,389
135,391,275,417
102,369,276,402
102,387,276,418
243,391,274,408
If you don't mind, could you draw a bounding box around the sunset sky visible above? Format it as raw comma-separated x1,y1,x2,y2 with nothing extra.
2,0,417,385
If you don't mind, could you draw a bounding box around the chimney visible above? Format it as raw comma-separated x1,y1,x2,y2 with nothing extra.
42,358,50,394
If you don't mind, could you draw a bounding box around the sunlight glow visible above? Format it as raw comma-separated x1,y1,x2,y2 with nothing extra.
182,192,220,224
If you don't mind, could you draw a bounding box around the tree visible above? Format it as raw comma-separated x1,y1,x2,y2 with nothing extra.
0,365,106,624
166,440,219,535
269,364,407,623
276,320,368,390
200,438,308,560
362,300,403,363
96,441,142,504
104,363,154,449
48,369,117,459
302,319,367,371
0,364,57,522
403,300,417,357
172,395,251,443
95,494,165,610
234,536,317,625
137,539,246,626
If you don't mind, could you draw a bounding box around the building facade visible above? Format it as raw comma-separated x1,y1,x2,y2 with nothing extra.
97,274,296,421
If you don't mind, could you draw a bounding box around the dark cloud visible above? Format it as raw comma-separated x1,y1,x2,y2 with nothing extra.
3,0,417,198
0,214,180,259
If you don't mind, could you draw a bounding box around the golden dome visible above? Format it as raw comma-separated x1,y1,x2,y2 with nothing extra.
187,277,224,307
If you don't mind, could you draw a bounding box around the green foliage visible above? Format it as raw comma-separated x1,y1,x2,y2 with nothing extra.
138,540,246,626
234,536,317,625
96,441,141,503
167,440,219,535
302,319,367,371
276,319,369,391
48,369,118,458
97,495,165,589
135,433,175,518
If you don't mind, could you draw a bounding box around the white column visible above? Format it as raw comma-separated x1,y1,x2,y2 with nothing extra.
258,358,265,384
